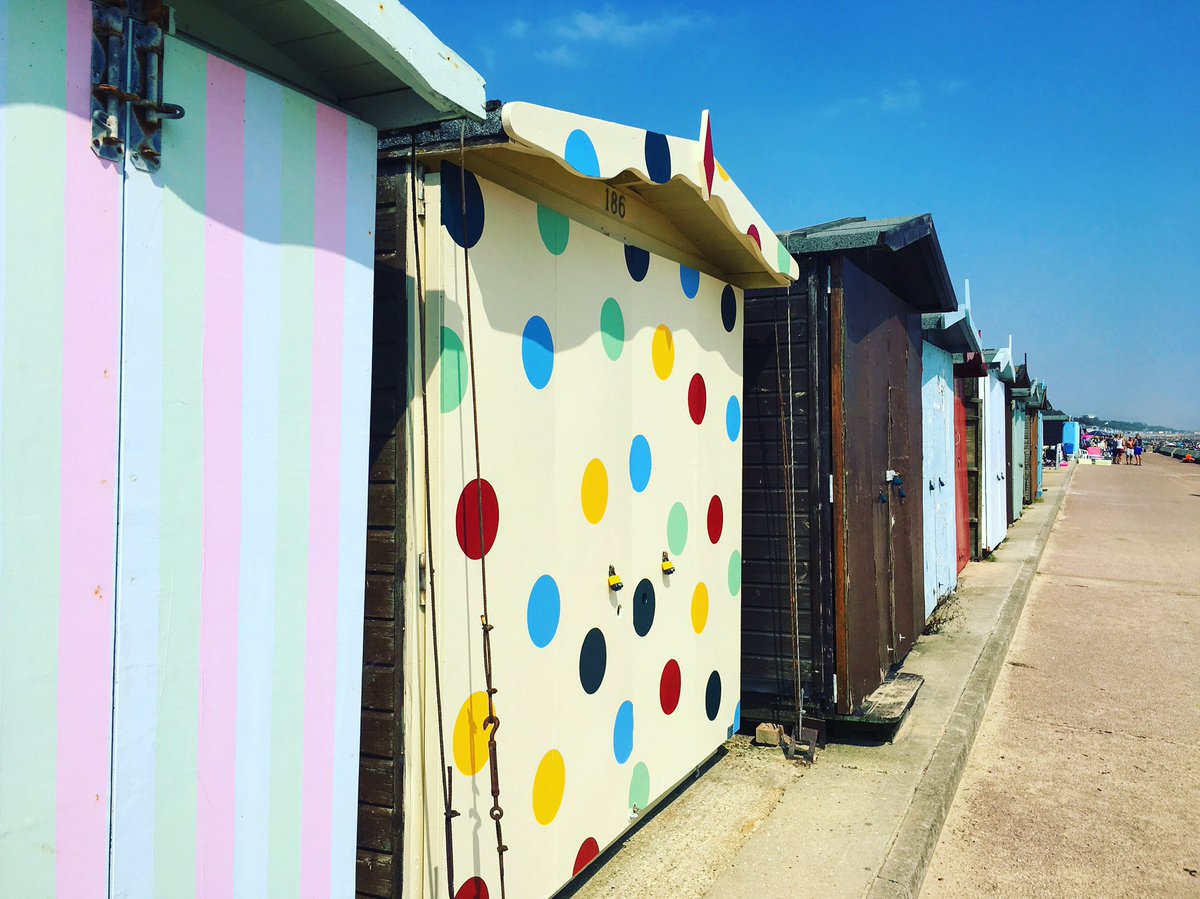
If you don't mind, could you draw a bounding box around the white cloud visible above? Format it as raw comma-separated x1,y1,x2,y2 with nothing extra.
535,45,580,67
506,18,530,38
550,8,704,46
878,78,923,112
823,78,927,117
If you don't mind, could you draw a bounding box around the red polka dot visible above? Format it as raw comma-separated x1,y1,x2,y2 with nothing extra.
456,877,489,899
573,837,600,876
688,373,706,424
747,224,761,248
707,495,723,544
455,478,499,559
659,659,681,715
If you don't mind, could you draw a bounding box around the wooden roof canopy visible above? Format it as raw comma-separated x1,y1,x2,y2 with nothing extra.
779,214,959,313
381,101,799,289
168,0,487,128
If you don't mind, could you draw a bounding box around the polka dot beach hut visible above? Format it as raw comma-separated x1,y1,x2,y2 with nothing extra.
380,101,797,899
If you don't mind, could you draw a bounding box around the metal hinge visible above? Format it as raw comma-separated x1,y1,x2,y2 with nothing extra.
91,1,184,171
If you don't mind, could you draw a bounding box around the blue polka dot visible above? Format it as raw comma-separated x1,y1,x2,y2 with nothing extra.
727,700,742,739
579,628,607,695
613,701,634,764
629,435,652,493
726,395,741,442
625,244,650,282
440,161,485,249
522,316,554,389
680,264,700,299
526,575,560,649
644,131,671,184
721,284,737,333
564,129,601,177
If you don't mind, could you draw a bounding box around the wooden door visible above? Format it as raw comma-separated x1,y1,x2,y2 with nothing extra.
954,393,971,573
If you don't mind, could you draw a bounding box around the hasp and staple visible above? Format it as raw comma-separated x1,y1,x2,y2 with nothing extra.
91,0,185,171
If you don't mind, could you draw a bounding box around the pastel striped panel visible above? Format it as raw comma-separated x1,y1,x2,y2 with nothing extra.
329,113,377,898
232,72,284,899
196,54,247,899
106,33,378,898
1,2,121,897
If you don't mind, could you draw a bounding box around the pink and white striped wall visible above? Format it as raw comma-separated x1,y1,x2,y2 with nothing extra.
0,4,377,896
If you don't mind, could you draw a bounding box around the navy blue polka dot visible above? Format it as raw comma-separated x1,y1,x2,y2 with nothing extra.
625,244,650,282
705,670,722,721
633,578,655,638
644,131,671,184
441,161,484,249
721,284,737,333
579,628,607,695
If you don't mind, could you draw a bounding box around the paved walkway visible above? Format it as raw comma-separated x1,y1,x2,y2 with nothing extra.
563,465,1073,899
923,453,1200,897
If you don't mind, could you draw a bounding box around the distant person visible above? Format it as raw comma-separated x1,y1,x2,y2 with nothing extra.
1134,434,1143,466
1125,437,1134,464
1110,435,1121,464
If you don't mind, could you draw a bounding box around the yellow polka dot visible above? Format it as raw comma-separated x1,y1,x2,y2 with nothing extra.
452,691,491,776
652,325,674,380
532,749,566,825
716,160,730,181
581,458,608,524
691,582,709,633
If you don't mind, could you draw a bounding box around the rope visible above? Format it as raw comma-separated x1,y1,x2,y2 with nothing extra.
410,142,459,899
458,122,509,898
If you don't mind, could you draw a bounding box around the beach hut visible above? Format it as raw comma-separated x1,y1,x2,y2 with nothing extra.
980,343,1014,553
0,2,485,897
921,310,981,618
379,103,796,899
740,214,957,722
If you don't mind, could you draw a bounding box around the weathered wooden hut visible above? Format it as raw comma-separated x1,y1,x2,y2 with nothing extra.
921,310,982,618
740,214,958,722
0,2,485,897
377,103,796,898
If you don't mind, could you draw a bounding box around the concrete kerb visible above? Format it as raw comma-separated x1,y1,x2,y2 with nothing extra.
866,463,1077,899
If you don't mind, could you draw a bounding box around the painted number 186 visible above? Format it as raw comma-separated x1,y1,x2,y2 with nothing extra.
604,187,626,218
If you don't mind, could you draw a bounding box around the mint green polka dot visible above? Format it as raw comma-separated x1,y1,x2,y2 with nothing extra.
628,762,650,813
667,502,688,555
440,326,467,413
600,297,624,361
728,550,742,596
777,240,792,274
537,204,569,255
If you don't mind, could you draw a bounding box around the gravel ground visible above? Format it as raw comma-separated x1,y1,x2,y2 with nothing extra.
560,736,804,898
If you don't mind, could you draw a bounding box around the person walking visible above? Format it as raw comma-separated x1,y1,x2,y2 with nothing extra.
1134,434,1143,466
1110,435,1121,464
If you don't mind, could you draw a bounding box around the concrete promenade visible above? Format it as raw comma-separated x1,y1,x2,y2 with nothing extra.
564,464,1075,899
923,453,1200,897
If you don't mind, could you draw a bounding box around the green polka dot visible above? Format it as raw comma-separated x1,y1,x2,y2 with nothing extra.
628,762,650,813
600,297,624,361
440,326,467,413
728,549,742,596
777,240,792,274
667,502,688,555
537,204,570,255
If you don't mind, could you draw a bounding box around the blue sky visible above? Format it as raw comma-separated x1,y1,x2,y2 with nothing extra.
414,1,1200,429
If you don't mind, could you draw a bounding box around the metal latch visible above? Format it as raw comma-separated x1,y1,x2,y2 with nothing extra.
91,0,183,171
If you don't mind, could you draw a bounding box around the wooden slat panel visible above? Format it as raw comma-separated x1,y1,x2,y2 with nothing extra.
359,757,395,807
356,849,394,899
357,804,395,854
360,710,395,759
362,620,394,664
361,663,395,711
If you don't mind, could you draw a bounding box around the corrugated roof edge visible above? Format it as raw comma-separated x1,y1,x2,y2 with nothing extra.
778,213,957,312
